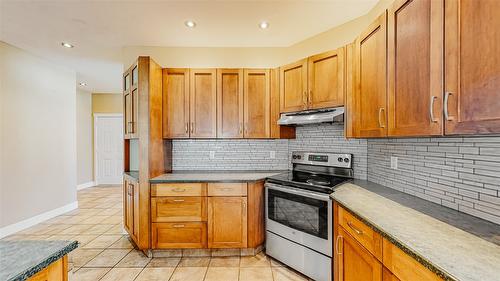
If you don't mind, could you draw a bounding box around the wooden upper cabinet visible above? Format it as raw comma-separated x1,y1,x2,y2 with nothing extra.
337,227,383,281
124,65,138,139
308,48,345,109
190,69,217,138
270,68,295,139
124,71,132,138
280,59,308,113
217,69,243,138
387,0,444,137
444,0,500,135
163,68,190,138
244,69,271,138
352,12,388,138
208,196,248,248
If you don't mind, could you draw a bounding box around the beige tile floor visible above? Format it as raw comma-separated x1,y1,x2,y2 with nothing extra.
2,186,312,281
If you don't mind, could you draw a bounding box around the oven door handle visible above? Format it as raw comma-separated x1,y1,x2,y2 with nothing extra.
265,182,331,201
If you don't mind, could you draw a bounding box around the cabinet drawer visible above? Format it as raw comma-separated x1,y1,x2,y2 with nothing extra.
152,222,207,249
151,197,207,222
383,238,443,281
152,183,207,197
208,183,247,196
338,206,382,260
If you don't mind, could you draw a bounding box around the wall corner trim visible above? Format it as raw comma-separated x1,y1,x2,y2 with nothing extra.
77,181,96,191
0,201,79,239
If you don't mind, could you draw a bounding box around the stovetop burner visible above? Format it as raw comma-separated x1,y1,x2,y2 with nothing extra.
305,178,331,186
266,170,351,194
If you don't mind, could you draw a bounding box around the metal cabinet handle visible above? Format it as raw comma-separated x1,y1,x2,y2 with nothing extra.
378,108,385,128
303,91,308,108
347,221,364,235
239,123,243,135
244,123,248,136
429,96,438,123
336,235,343,255
308,90,312,106
190,122,194,134
217,187,233,191
172,188,186,193
172,199,185,202
173,224,185,228
185,123,188,134
444,92,453,121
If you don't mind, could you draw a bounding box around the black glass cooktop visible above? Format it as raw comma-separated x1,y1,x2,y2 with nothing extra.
266,171,351,194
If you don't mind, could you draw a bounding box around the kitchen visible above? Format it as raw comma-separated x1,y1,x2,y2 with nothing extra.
1,0,500,281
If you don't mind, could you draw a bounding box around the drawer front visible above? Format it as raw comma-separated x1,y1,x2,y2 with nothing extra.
152,222,207,249
208,183,247,196
383,238,443,281
151,197,207,222
338,206,382,260
152,183,207,197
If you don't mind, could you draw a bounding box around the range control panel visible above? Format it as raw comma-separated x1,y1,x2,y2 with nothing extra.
292,151,352,168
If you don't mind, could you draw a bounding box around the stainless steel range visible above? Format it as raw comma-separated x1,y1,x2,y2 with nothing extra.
265,151,353,281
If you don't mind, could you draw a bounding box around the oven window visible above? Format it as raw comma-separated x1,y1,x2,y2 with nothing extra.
268,189,328,239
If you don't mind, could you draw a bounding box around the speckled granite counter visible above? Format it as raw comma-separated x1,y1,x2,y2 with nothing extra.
0,240,78,281
150,170,285,183
331,181,500,281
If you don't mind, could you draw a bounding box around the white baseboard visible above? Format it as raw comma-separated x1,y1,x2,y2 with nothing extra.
77,181,95,190
0,201,78,239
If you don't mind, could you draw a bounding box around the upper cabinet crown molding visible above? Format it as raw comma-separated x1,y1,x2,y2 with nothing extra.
387,0,444,136
444,0,500,134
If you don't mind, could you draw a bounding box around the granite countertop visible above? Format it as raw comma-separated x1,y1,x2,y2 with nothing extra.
0,240,78,281
150,170,285,183
331,180,500,281
124,171,139,181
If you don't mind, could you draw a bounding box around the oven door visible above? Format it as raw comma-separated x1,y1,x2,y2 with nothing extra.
265,182,332,257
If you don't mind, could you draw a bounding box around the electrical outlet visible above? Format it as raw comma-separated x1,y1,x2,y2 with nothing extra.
209,151,215,159
391,156,398,170
270,151,276,159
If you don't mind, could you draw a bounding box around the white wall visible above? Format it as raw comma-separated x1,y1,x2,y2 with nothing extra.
0,41,77,233
77,89,93,185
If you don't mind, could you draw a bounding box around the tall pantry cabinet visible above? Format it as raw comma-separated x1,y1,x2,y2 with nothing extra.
123,56,171,250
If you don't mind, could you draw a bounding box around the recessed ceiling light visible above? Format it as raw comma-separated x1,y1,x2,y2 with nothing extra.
61,42,74,48
259,21,269,29
184,20,196,28
79,82,87,86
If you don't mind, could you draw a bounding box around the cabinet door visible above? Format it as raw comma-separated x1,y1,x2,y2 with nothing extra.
280,59,308,113
244,69,271,138
208,197,248,248
124,181,134,235
124,91,132,138
132,181,139,239
308,48,345,109
337,227,383,281
444,0,500,134
190,69,217,138
353,12,388,138
152,222,207,249
163,68,190,138
131,88,138,138
387,0,444,136
217,69,243,138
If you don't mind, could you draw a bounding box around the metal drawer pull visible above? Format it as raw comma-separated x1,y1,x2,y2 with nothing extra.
185,123,188,134
378,108,385,128
336,235,343,255
444,92,453,121
172,199,185,202
217,187,233,191
429,96,438,123
172,188,186,192
347,221,363,235
173,224,185,228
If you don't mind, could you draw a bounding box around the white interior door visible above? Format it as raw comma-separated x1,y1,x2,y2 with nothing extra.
94,114,123,185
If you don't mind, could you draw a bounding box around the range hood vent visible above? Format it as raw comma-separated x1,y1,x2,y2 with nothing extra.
277,107,344,126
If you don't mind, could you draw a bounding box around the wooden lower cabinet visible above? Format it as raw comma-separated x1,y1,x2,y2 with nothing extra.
334,203,444,281
337,227,383,281
208,197,247,248
123,177,139,241
152,222,207,249
28,256,68,281
150,181,264,250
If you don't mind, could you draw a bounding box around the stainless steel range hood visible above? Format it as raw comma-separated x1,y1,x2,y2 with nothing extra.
277,107,344,126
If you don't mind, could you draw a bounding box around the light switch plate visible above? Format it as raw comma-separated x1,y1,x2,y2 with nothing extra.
270,151,276,159
391,156,398,170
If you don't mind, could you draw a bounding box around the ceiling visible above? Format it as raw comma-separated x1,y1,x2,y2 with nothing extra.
0,0,378,93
